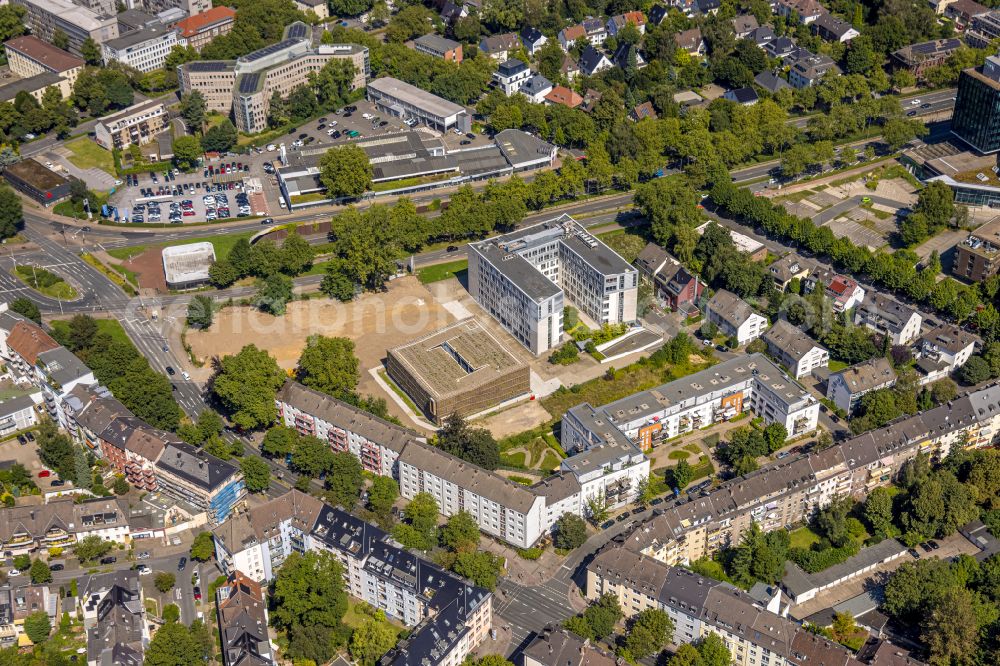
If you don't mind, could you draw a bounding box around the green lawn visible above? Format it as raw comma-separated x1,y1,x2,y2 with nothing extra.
417,260,467,284
51,318,130,346
64,138,116,175
668,450,691,460
789,526,822,550
501,451,527,467
538,450,561,471
597,229,648,263
107,246,147,261
828,359,849,372
13,266,77,300
167,232,255,260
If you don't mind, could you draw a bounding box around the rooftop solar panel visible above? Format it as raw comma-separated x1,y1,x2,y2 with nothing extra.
238,72,260,93
243,38,298,63
186,61,231,71
287,22,307,39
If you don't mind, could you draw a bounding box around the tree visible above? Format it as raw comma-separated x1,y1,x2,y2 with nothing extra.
23,610,50,644
254,273,293,315
179,91,206,134
190,531,214,561
209,260,239,288
261,425,298,459
113,476,129,495
440,511,480,552
281,231,314,275
437,415,500,470
144,619,202,666
154,572,176,593
240,455,271,493
296,335,359,401
763,423,788,453
831,611,858,645
186,295,213,329
349,615,398,666
327,451,364,508
11,554,29,572
553,513,588,551
453,550,504,590
922,587,980,666
37,421,75,483
319,144,372,199
75,535,112,563
695,633,732,666
0,185,22,239
212,344,286,430
270,551,348,636
0,6,26,45
583,593,622,639
51,29,69,51
161,604,180,623
10,297,40,324
80,38,102,66
624,608,674,660
586,492,609,523
291,435,334,479
915,180,955,228
667,459,693,490
29,559,50,584
368,476,398,519
959,355,992,385
864,486,896,538
171,135,202,170
392,492,438,551
201,119,237,153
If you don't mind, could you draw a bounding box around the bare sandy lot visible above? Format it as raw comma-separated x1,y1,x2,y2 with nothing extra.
186,276,457,399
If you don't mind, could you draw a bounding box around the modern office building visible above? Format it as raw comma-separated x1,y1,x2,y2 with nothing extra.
952,52,1000,154
954,218,1000,281
3,36,85,99
101,23,179,72
386,318,530,424
468,214,638,355
93,100,168,150
9,0,119,56
563,354,820,453
367,76,471,132
175,6,237,51
178,22,368,134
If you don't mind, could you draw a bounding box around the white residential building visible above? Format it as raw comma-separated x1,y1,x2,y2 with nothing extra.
916,324,978,385
827,357,897,415
705,289,768,346
855,294,922,345
93,100,168,150
762,319,829,379
467,215,638,355
563,354,820,453
493,59,531,96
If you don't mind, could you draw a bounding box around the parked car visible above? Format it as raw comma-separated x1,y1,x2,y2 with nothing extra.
600,520,615,530
50,480,65,487
38,470,50,478
50,563,64,571
100,556,117,565
178,557,187,571
193,586,202,601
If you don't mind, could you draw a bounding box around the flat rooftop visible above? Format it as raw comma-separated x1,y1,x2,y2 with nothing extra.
368,76,465,120
162,242,216,284
388,318,526,400
5,158,69,190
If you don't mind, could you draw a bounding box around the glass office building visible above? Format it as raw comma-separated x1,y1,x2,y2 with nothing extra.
953,54,1000,154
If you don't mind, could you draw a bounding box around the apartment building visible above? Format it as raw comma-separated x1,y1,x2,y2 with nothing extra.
0,498,131,556
478,32,521,60
493,59,531,96
79,571,147,666
762,319,829,379
523,627,618,666
705,289,768,346
0,396,36,438
154,441,245,523
94,100,168,150
954,218,1000,281
175,6,237,51
559,438,650,511
827,357,897,415
915,323,979,384
179,22,368,134
102,23,179,72
767,253,811,290
563,354,820,454
855,293,923,345
891,39,964,80
468,215,638,355
275,380,414,477
3,36,84,99
586,547,870,666
9,0,119,56
212,490,493,666
217,572,275,666
619,381,1000,574
99,416,178,491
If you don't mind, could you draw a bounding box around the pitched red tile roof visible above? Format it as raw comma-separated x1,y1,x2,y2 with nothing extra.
176,6,237,38
6,321,58,365
545,86,583,108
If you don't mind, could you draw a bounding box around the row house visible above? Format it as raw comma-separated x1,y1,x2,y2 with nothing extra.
99,417,177,492
0,497,130,556
212,489,492,666
62,384,130,454
79,571,147,666
155,441,245,523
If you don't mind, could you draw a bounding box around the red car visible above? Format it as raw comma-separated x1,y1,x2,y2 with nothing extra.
38,470,50,478
182,210,195,216
193,586,202,601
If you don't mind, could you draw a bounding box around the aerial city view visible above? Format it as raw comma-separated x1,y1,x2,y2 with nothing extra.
0,0,996,664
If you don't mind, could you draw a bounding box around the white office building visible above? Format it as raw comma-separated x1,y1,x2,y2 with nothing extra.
102,24,179,72
367,76,471,133
468,215,638,355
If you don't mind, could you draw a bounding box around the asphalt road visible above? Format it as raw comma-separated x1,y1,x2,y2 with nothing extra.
784,88,956,129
